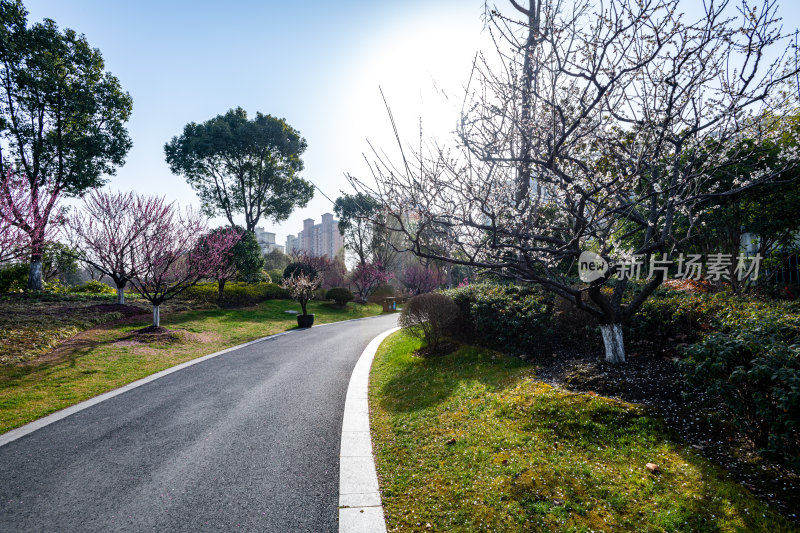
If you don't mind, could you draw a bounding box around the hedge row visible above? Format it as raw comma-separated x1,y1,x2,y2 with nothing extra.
442,283,598,357
181,282,290,305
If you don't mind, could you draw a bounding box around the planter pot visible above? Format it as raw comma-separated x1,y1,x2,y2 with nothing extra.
297,314,315,328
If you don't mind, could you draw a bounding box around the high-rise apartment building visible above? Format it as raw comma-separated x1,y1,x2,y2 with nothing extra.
253,227,284,255
284,213,343,259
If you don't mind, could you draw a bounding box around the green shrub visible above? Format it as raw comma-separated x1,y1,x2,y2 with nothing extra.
679,299,800,471
326,287,354,306
283,262,317,280
367,283,396,303
182,282,289,305
0,263,29,293
443,283,596,356
69,280,116,294
399,293,457,352
267,269,283,284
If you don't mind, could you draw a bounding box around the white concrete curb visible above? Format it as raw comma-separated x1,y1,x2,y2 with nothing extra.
0,314,389,448
338,326,400,533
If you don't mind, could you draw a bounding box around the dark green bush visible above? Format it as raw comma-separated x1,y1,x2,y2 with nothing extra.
443,283,597,356
182,282,289,305
0,263,29,292
283,262,317,280
69,280,116,294
679,299,800,471
326,287,354,306
367,283,396,303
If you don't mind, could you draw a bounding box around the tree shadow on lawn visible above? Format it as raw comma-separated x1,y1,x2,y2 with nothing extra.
375,340,534,414
0,312,151,382
503,390,785,530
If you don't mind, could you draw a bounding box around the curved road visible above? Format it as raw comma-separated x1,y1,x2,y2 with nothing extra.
0,314,398,532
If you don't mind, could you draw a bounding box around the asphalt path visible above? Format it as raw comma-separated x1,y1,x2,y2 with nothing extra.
0,313,398,532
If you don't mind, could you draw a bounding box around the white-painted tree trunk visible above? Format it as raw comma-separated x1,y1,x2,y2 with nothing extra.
152,305,160,327
600,324,625,364
117,287,125,305
28,260,43,291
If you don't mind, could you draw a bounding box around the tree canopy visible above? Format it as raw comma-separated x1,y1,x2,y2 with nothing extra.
164,107,314,232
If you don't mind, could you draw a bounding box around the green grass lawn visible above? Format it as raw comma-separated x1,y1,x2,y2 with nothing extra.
0,299,382,434
369,331,795,532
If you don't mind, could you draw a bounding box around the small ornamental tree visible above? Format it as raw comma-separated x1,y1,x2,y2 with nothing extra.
128,207,240,327
281,271,320,316
199,226,261,299
350,261,393,302
67,190,172,304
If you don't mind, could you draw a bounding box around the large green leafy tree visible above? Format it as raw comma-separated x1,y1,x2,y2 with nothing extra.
165,108,314,232
0,1,133,290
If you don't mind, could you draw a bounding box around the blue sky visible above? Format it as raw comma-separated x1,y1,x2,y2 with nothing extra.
21,1,800,247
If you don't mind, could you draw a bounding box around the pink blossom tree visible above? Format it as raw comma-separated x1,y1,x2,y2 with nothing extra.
0,216,24,264
127,206,241,327
0,171,61,272
400,264,445,295
66,190,172,304
0,179,27,264
350,261,393,303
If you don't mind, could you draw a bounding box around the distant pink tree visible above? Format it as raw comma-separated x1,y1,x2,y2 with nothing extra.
0,171,61,274
67,190,172,304
350,261,393,303
127,206,241,327
401,264,444,295
288,251,334,275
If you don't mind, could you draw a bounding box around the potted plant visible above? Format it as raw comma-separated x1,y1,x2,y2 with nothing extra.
281,271,320,327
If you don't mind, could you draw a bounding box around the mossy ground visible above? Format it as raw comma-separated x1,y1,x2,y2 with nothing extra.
369,331,795,532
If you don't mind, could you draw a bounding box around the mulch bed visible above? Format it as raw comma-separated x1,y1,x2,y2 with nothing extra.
529,348,800,523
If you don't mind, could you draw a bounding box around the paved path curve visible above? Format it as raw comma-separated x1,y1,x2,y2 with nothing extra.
0,314,398,532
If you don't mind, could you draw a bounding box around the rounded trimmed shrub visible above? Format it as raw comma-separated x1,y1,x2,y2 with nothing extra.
326,287,354,306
